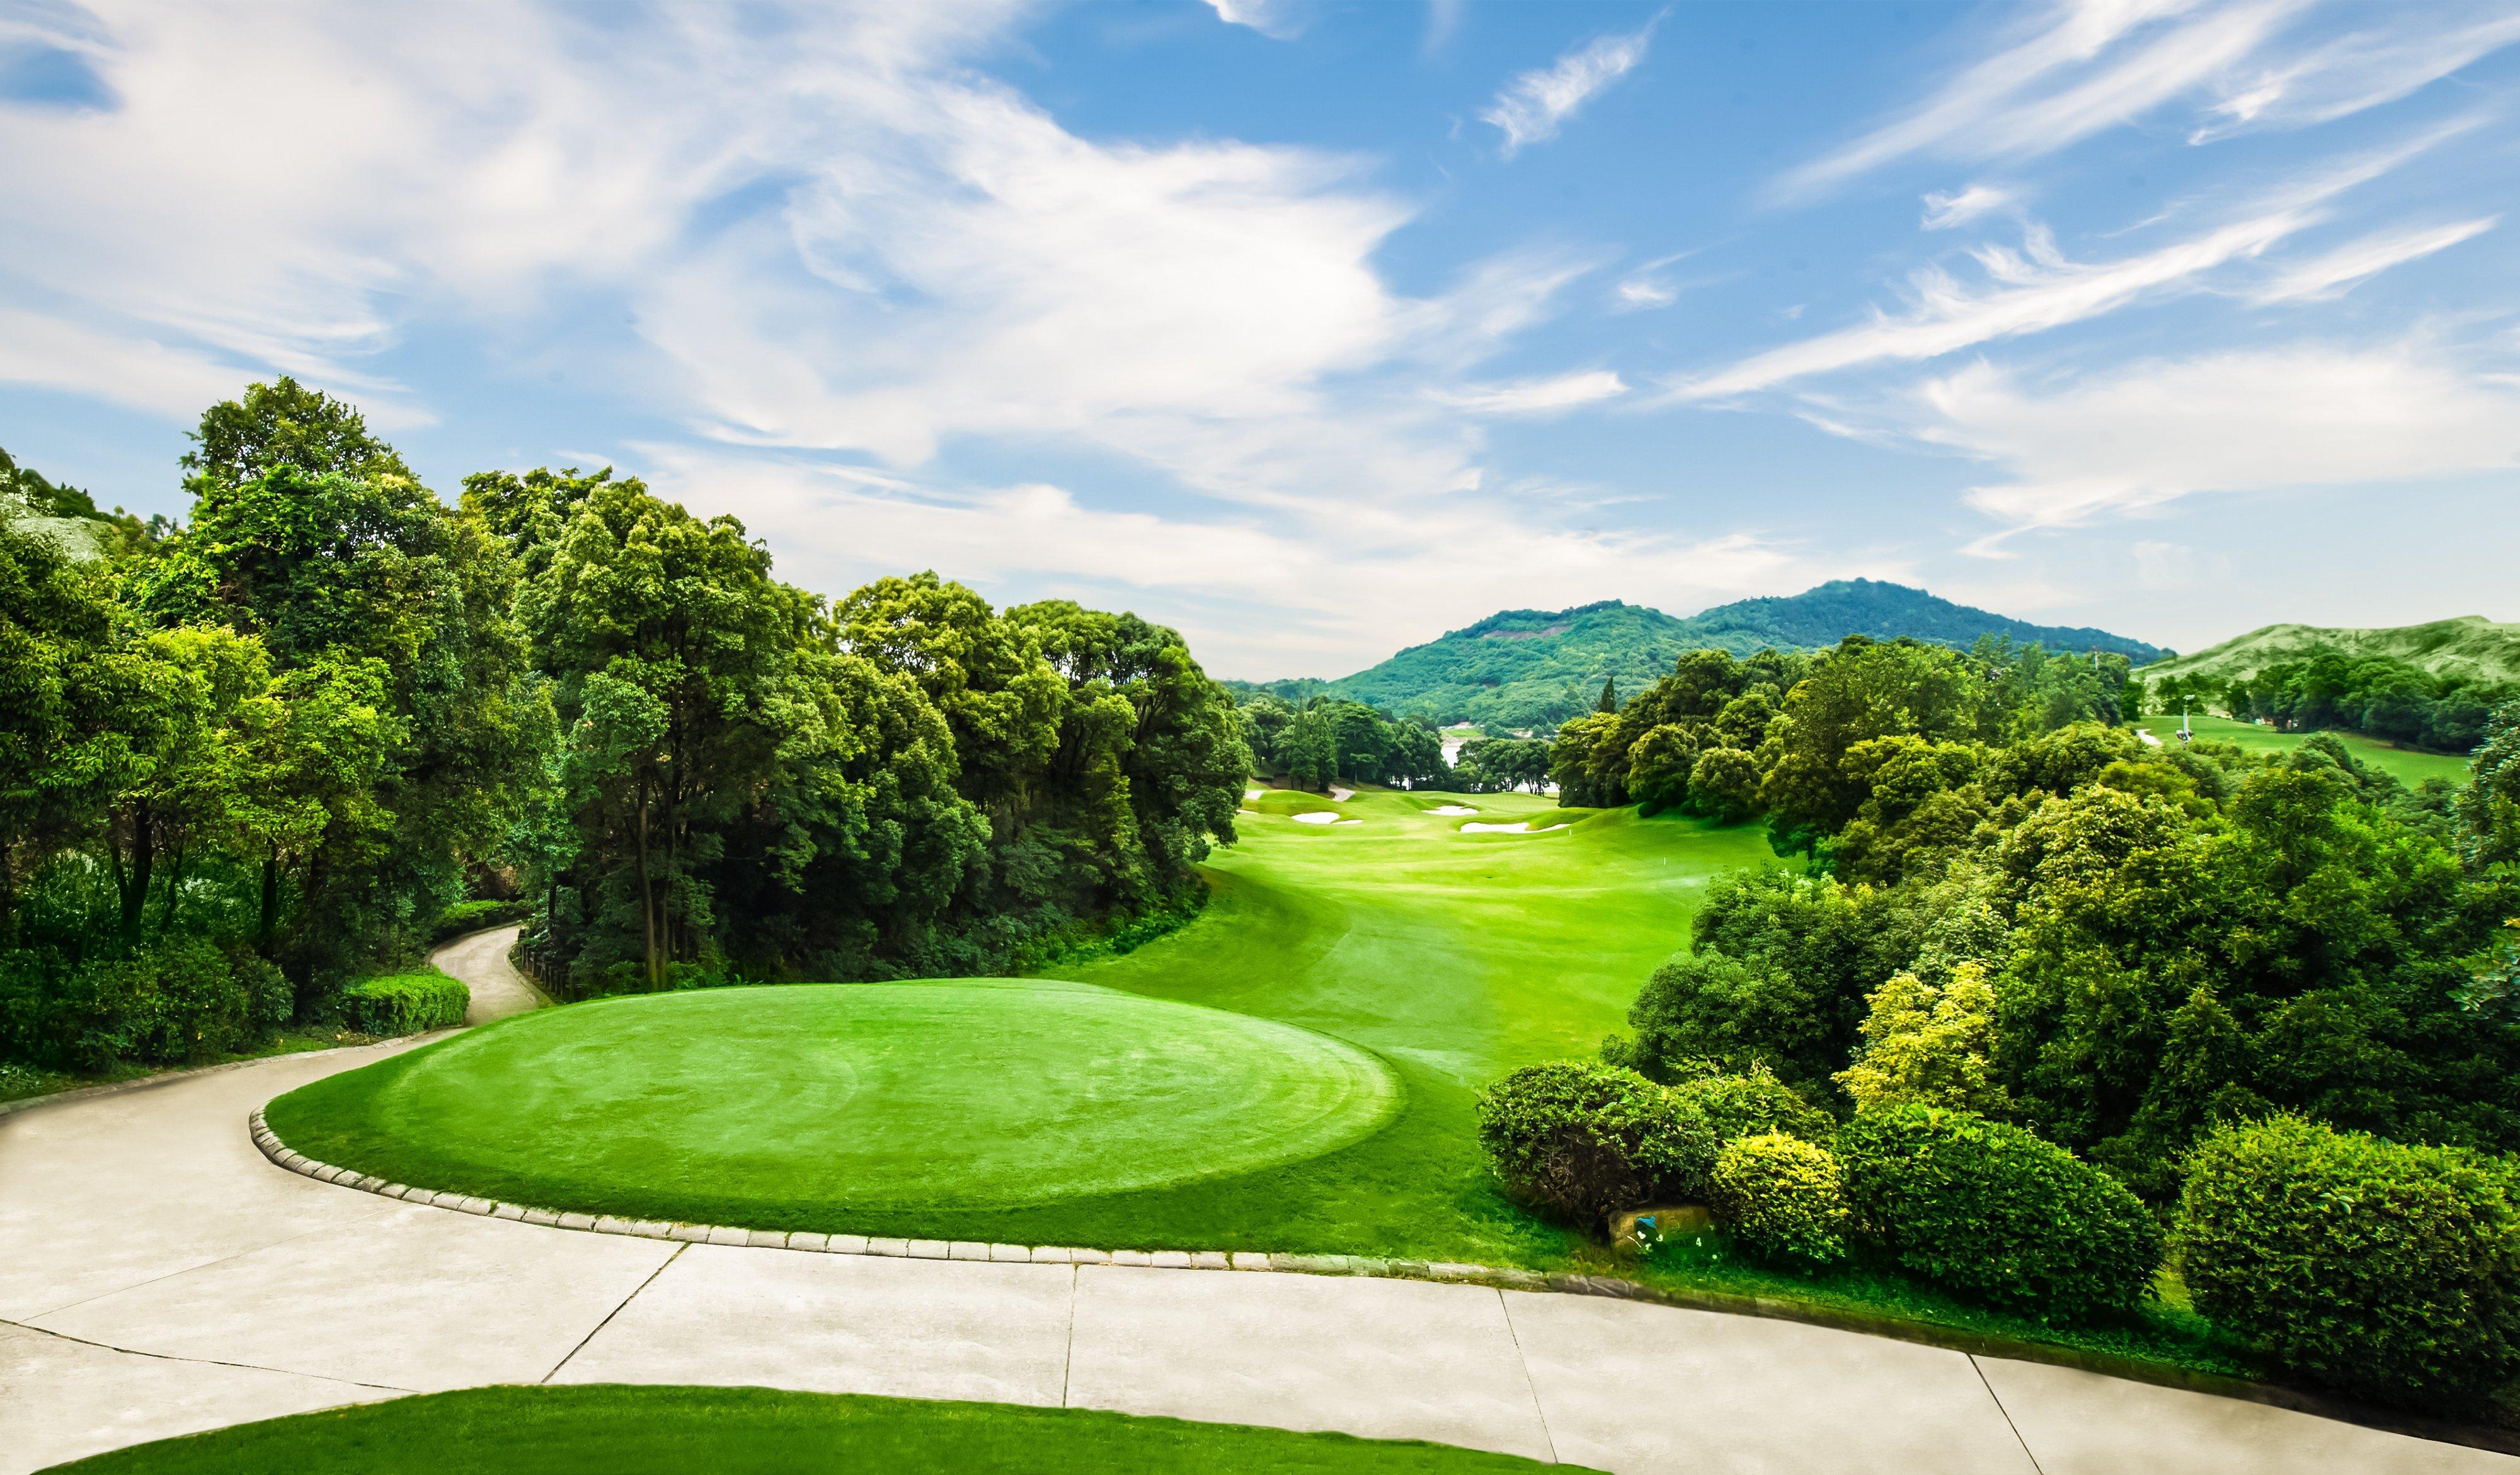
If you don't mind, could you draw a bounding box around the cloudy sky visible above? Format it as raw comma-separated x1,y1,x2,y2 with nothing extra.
3,0,2516,677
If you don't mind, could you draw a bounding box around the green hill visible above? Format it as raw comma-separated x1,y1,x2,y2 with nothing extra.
2138,616,2520,688
1237,579,2163,730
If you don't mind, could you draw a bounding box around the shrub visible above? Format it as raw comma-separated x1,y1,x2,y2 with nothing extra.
2175,1116,2520,1404
57,938,285,1068
1710,1132,1849,1268
338,970,470,1037
1670,1062,1835,1145
430,898,534,945
1477,1061,1717,1228
1836,1103,2163,1321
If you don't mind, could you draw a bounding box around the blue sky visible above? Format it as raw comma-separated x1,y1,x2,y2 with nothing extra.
3,1,2517,678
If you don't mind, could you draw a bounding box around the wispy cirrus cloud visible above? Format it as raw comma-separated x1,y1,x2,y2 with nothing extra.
2248,215,2495,302
1913,341,2520,552
1672,208,2311,400
1202,0,1305,42
1432,370,1627,416
1682,123,2460,401
1921,183,2015,230
1482,17,1658,159
1771,0,2520,201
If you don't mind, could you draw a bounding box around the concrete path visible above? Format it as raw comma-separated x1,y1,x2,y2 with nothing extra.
436,924,546,1026
1,1013,2509,1471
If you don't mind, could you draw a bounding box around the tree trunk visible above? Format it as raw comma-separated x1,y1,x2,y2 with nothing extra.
259,850,282,953
157,838,186,937
110,800,154,950
634,780,658,989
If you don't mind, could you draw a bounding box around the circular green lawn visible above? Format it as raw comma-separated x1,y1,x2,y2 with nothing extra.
265,980,1400,1222
47,1386,1590,1474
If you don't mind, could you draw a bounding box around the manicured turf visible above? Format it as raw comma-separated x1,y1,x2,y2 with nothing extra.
2136,714,2474,789
268,980,1399,1223
45,1386,1593,1474
268,789,1767,1259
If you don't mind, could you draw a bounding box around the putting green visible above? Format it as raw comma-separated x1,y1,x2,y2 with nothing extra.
265,980,1400,1221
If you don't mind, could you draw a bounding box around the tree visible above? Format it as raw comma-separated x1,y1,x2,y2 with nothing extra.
1596,676,1618,713
1834,962,2009,1115
2456,701,2520,872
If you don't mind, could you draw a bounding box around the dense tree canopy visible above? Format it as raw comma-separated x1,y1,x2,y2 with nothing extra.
1,384,1250,1069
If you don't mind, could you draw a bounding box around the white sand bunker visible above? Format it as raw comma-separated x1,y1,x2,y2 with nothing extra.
1428,805,1477,817
1246,789,1264,799
1461,821,1571,834
1329,787,1356,801
1292,811,1343,825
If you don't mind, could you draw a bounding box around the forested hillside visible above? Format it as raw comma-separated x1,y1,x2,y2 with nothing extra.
2140,617,2520,756
2142,615,2520,688
0,381,1248,1077
1238,580,2163,730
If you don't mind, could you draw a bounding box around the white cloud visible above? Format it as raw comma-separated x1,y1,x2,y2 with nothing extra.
2191,9,2520,142
1922,184,2015,230
1675,208,2311,400
1910,343,2520,551
1772,0,2519,200
1432,370,1628,416
1615,278,1678,310
1481,20,1658,159
1682,125,2459,401
2250,216,2495,302
646,446,1824,678
1203,0,1304,41
0,307,258,419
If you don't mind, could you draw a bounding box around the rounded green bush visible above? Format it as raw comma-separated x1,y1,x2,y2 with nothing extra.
1476,1061,1716,1229
1836,1103,2162,1321
1710,1132,1848,1268
2175,1116,2520,1404
1670,1063,1834,1146
338,971,470,1037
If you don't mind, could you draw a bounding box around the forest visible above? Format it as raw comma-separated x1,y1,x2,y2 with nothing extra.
1483,630,2520,1407
0,381,1249,1073
2149,652,2512,756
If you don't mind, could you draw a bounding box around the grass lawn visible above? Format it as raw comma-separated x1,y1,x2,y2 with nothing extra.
268,980,1400,1225
45,1386,1591,1474
269,788,1764,1261
2136,714,2473,789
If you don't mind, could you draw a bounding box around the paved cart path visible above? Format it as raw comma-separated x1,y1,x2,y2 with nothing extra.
438,924,544,1025
0,938,2509,1473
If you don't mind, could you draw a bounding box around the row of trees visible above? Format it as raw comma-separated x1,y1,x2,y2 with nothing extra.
1,382,1249,1068
2148,654,2509,755
1489,633,2520,1404
1549,636,2138,847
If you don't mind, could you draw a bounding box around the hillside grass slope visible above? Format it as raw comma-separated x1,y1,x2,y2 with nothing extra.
2139,615,2520,688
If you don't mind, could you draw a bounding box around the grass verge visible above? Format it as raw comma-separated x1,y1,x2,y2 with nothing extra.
43,1385,1593,1474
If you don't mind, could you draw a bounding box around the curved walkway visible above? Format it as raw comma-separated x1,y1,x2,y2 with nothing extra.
437,924,545,1025
0,944,2508,1473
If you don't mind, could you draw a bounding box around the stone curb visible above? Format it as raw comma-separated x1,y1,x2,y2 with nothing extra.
244,1107,2520,1458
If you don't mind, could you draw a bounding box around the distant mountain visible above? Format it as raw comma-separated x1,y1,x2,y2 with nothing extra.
2139,616,2520,688
1232,579,2165,731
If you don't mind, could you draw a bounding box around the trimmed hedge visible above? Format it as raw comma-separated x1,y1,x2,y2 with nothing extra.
430,899,534,945
2175,1116,2520,1404
1477,1061,1717,1229
1671,1064,1835,1146
1710,1132,1849,1268
339,971,470,1037
1836,1103,2163,1322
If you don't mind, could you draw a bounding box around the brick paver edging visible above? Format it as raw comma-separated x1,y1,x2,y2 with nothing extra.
244,1107,2520,1457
